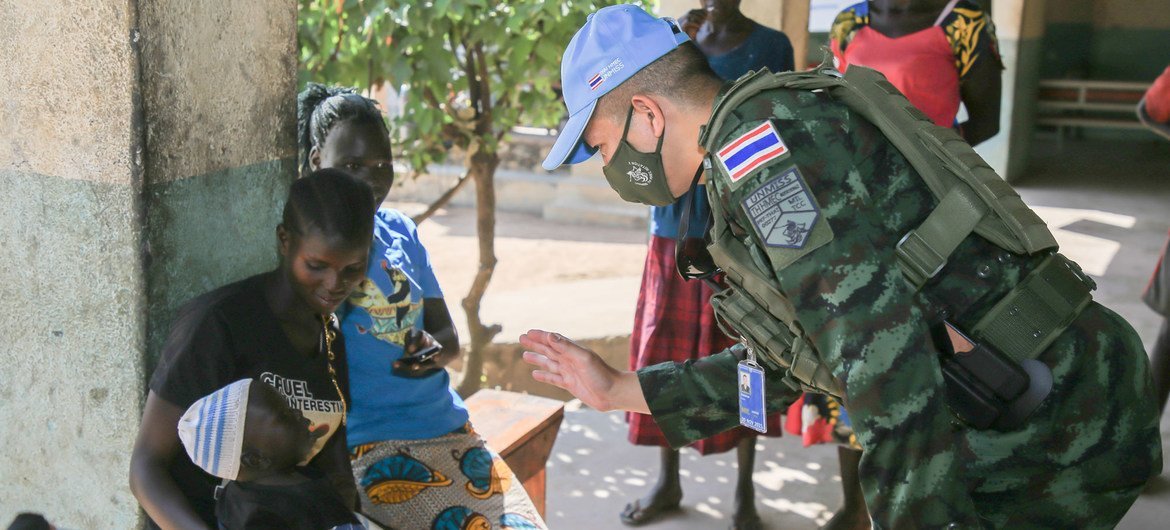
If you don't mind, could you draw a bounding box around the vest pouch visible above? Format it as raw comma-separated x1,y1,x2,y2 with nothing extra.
708,287,822,394
710,285,846,399
709,286,792,373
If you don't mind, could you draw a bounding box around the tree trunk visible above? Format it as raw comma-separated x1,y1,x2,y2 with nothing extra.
455,147,502,397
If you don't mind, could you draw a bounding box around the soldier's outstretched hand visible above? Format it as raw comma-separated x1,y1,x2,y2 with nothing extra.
521,329,650,414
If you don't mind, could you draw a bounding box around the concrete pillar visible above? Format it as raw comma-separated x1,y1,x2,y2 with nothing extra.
137,0,297,366
0,2,145,527
779,1,812,70
0,0,296,527
980,0,1048,180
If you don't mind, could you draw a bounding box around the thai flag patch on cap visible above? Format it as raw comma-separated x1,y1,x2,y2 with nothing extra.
587,58,625,91
717,121,789,183
588,73,603,90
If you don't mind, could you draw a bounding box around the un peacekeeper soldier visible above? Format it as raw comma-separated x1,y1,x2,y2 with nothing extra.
519,4,1162,529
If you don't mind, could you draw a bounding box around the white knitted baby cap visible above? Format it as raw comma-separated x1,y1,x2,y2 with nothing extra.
177,378,252,480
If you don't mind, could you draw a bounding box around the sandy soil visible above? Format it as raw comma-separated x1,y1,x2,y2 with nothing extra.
390,201,649,301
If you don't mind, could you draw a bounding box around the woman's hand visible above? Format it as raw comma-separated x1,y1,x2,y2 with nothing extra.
392,329,445,378
520,329,650,414
391,298,462,378
129,391,213,530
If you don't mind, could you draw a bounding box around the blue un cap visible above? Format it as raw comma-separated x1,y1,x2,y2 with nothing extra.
541,4,689,171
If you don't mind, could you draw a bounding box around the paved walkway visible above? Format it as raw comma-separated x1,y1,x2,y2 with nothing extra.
393,137,1170,529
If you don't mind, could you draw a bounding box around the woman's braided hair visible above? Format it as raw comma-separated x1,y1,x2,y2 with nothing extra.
296,83,390,175
282,168,376,250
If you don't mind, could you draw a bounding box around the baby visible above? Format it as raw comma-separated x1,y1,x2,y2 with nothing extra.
178,379,363,530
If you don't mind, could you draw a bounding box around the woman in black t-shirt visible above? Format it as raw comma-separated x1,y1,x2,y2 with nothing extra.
129,169,376,530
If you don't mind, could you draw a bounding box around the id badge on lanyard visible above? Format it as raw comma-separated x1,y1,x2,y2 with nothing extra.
737,343,767,434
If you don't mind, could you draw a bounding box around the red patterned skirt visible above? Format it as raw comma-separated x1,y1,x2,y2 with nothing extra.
627,235,783,455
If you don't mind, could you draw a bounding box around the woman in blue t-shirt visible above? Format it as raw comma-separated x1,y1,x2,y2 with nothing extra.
298,84,546,530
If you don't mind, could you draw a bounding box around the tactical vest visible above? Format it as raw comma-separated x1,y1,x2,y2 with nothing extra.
697,65,1092,399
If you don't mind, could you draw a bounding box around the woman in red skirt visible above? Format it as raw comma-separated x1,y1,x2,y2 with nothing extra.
625,233,785,529
622,4,793,528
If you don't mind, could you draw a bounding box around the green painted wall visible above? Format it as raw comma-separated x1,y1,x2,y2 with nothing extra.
1043,24,1170,80
1039,22,1094,78
143,159,295,370
1005,35,1045,180
1090,28,1170,81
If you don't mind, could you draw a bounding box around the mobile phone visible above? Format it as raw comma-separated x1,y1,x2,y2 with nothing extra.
399,343,442,365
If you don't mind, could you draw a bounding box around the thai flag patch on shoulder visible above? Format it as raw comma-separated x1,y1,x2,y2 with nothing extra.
717,121,789,183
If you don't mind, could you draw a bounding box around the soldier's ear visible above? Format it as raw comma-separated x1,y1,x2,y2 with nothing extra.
630,95,665,138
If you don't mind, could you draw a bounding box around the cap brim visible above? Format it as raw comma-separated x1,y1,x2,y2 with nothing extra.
542,99,600,171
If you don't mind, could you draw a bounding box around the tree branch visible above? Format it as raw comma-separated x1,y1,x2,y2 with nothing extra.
325,11,348,67
363,8,377,89
473,41,493,123
458,31,481,116
308,3,332,74
491,56,511,117
411,170,473,225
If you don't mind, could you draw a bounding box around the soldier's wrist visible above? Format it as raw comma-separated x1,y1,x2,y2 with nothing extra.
609,370,650,414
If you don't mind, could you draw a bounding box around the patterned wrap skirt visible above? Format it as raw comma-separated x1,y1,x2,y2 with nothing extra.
627,235,783,455
349,425,546,530
1145,231,1170,317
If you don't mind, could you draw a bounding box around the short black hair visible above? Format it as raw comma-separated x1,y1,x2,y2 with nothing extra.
297,83,390,174
282,168,376,248
597,42,722,123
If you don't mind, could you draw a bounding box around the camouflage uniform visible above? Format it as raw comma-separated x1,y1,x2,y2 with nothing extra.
637,79,1163,529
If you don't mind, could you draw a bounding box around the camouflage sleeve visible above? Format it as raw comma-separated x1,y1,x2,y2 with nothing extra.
637,344,798,448
731,122,984,526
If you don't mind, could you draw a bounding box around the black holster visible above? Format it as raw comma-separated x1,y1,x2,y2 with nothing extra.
941,329,1053,431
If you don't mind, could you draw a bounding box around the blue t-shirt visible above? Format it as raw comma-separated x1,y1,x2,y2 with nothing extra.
341,208,468,445
650,23,795,239
648,185,713,239
707,23,795,81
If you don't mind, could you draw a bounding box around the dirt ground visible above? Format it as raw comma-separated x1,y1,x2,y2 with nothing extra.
395,202,648,296
387,201,649,396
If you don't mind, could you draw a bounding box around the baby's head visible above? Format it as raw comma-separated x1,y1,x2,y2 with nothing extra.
177,379,316,482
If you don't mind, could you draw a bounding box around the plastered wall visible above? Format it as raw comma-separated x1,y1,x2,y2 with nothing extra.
0,0,297,526
0,1,146,527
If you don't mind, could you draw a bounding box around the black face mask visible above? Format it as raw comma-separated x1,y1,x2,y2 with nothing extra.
602,106,677,206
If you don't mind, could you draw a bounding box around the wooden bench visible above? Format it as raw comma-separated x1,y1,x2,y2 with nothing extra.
465,388,565,518
1036,79,1150,133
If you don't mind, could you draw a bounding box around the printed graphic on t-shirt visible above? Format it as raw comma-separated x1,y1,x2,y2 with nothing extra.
348,259,422,347
260,371,345,464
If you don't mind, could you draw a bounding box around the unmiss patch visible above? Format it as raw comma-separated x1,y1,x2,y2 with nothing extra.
741,167,821,249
